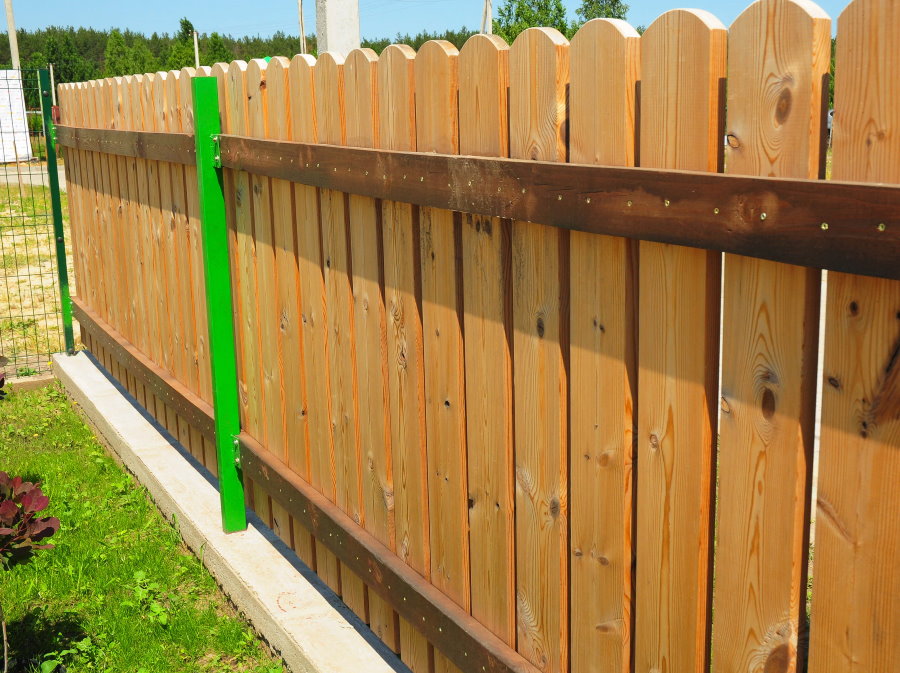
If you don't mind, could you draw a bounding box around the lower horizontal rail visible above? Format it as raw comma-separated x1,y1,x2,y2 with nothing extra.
240,435,541,673
71,296,537,673
72,298,216,442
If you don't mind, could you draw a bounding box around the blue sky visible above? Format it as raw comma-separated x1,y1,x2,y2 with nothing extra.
17,1,848,40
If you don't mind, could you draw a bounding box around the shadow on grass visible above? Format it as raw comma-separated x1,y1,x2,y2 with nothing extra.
5,607,86,672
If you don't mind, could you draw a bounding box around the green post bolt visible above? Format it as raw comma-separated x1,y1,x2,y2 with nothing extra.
39,69,75,355
192,76,247,533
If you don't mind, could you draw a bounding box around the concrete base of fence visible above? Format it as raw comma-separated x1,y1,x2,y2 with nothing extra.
6,372,55,391
53,351,407,673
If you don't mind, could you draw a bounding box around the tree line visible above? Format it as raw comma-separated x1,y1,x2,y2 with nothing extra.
4,1,631,82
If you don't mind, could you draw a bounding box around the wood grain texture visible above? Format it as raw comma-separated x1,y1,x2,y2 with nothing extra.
567,18,639,673
415,40,468,673
714,3,828,672
635,10,725,673
344,45,400,652
179,66,213,408
316,50,368,620
288,52,342,593
458,32,515,649
378,42,432,673
809,1,900,671
265,55,314,565
509,27,569,673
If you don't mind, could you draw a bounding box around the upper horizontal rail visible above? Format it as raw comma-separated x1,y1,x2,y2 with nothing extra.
56,125,196,165
56,125,900,280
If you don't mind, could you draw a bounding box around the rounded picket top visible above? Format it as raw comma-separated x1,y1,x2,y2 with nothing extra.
509,27,569,162
459,33,509,158
178,67,200,132
640,9,726,172
224,61,249,134
344,48,379,149
414,40,459,154
246,58,270,137
288,53,317,143
265,57,291,141
164,70,184,132
378,43,417,152
569,18,641,167
313,52,346,145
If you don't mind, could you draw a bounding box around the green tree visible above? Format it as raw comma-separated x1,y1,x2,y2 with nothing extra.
129,42,158,74
166,18,197,70
575,0,628,22
202,32,233,65
103,29,131,76
492,0,568,44
46,33,98,83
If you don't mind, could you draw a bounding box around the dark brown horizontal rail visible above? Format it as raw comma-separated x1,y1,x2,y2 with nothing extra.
220,135,900,280
240,435,541,673
72,297,216,441
55,126,900,279
56,126,196,165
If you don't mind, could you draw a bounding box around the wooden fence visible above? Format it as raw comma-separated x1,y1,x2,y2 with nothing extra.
55,0,899,671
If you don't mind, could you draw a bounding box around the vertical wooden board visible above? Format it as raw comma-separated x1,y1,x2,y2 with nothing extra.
151,73,181,381
509,27,569,673
345,45,400,651
288,53,342,593
809,1,900,671
315,50,368,621
165,69,199,397
82,82,103,315
179,66,213,407
119,76,148,405
567,19,639,673
714,3,829,672
225,61,265,444
636,10,725,673
415,40,468,673
265,56,314,565
457,33,516,649
415,40,469,615
106,77,132,347
87,81,112,328
378,42,431,673
126,75,155,410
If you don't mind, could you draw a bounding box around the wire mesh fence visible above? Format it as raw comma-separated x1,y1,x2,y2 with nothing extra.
0,67,72,377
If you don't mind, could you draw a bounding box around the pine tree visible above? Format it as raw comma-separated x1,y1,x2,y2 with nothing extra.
103,29,131,76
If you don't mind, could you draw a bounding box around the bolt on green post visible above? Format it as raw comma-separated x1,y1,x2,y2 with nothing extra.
39,69,75,355
192,76,247,533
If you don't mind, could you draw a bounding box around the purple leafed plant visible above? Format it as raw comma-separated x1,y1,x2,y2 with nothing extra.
0,471,60,567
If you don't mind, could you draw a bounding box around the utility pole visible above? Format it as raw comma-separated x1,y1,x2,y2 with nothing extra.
298,0,307,54
193,31,200,68
316,0,360,56
481,0,492,34
4,0,19,70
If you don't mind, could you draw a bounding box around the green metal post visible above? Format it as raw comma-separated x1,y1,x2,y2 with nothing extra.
39,69,75,354
192,76,247,533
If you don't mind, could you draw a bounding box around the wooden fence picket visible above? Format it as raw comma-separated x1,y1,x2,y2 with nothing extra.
458,32,516,649
315,50,369,620
635,10,725,673
567,18,639,673
415,39,468,673
344,45,401,652
378,42,432,673
288,52,342,594
809,1,900,670
509,27,570,673
714,2,829,672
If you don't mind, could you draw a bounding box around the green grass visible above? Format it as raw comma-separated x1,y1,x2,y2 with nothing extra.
0,384,285,673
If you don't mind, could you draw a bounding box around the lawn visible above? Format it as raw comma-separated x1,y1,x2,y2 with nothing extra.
0,383,284,673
